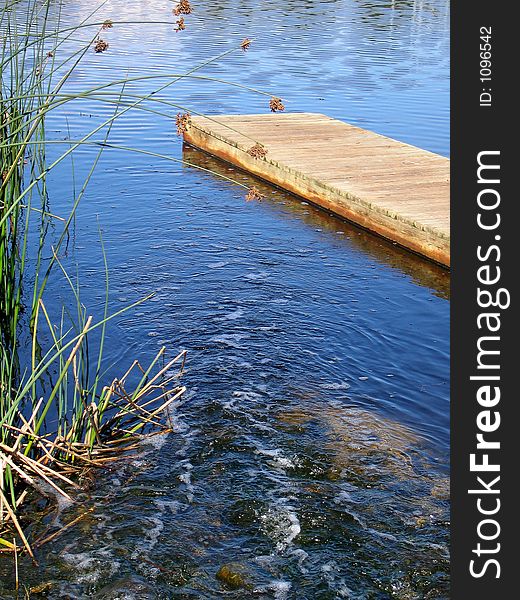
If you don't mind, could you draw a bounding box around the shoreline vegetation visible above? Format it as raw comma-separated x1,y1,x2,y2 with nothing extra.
0,0,282,571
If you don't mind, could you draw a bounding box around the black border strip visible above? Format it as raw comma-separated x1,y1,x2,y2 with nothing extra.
451,1,515,596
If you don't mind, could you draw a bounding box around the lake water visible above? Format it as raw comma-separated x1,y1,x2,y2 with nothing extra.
1,0,450,597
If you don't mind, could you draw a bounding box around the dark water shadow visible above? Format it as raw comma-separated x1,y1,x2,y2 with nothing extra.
183,143,450,300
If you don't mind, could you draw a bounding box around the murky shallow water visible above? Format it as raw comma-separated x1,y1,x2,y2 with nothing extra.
1,0,449,597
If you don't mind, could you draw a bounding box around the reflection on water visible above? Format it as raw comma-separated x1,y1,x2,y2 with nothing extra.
183,145,450,299
1,0,449,597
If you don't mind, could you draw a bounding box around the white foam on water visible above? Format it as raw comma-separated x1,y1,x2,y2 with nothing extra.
146,517,164,550
251,421,276,434
62,549,120,585
221,395,238,410
255,447,297,471
365,526,398,542
62,551,95,571
271,456,295,470
256,448,281,458
260,501,301,552
231,359,253,369
104,593,142,600
175,428,198,457
172,418,190,435
224,389,264,410
254,580,292,600
390,578,416,597
130,515,164,562
244,271,269,281
320,561,359,599
419,541,450,559
254,554,278,568
210,333,248,348
289,547,310,574
154,498,181,514
321,381,351,390
139,430,169,451
168,389,193,441
218,308,245,321
333,489,362,505
342,508,367,529
232,389,264,402
178,460,195,502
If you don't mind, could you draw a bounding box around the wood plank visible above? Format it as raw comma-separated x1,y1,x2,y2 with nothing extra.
183,113,450,267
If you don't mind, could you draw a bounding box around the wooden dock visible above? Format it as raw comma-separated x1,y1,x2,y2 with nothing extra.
183,113,450,267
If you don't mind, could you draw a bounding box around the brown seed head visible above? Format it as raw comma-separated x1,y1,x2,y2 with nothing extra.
47,51,54,58
269,97,285,112
175,112,191,135
102,19,113,30
94,38,109,53
245,187,263,201
175,17,186,32
240,38,252,51
247,143,268,159
173,0,192,16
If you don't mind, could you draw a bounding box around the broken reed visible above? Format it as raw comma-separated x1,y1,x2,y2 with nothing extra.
1,0,285,556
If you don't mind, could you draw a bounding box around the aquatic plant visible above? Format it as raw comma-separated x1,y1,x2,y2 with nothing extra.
269,96,285,112
245,186,263,201
173,0,193,17
247,142,268,159
174,16,186,32
93,37,109,53
176,111,192,135
241,38,252,51
0,0,285,560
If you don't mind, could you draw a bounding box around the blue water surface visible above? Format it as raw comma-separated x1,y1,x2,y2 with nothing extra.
4,1,451,598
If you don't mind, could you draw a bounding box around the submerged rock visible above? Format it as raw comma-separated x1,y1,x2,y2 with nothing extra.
216,563,252,590
278,405,423,481
275,404,450,522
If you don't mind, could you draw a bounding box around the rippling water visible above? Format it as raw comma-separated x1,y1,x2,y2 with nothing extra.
1,0,450,597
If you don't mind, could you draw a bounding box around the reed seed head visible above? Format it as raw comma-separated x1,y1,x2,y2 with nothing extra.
269,97,285,112
241,38,252,51
101,19,113,30
175,17,186,32
173,0,193,16
175,112,191,135
94,38,109,53
245,186,263,201
247,143,268,159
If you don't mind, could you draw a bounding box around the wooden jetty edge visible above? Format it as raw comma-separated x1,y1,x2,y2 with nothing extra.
184,113,450,267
